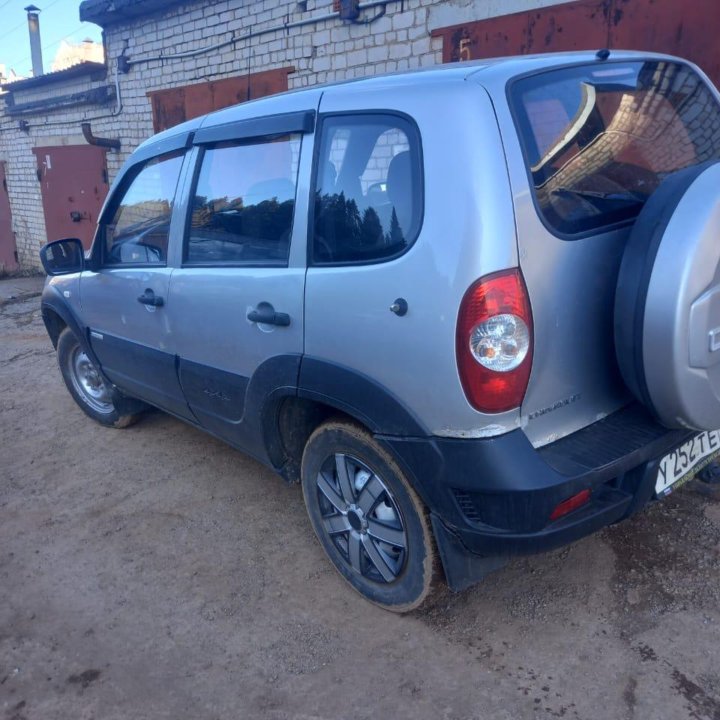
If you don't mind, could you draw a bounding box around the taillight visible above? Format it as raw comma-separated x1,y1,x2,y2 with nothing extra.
456,269,533,413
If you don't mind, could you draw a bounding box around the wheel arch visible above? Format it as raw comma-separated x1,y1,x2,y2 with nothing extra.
261,357,430,485
40,288,91,357
41,305,68,349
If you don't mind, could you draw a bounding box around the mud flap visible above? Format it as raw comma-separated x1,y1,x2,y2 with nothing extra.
431,514,508,592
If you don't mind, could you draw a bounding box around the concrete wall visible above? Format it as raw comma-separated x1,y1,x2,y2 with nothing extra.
0,0,573,269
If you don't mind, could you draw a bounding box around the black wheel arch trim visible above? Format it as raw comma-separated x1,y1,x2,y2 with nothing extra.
258,357,430,484
41,287,97,362
297,357,429,437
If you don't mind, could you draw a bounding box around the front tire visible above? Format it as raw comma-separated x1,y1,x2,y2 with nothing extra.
56,327,144,428
301,421,439,612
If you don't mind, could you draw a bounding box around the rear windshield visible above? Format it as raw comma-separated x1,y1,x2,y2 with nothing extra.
509,60,720,236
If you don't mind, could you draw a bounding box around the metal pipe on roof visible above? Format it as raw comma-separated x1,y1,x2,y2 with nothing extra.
25,4,44,77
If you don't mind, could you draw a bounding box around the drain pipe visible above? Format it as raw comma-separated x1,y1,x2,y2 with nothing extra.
25,4,44,76
81,122,121,150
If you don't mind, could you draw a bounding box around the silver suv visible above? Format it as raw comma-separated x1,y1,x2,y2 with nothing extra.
40,50,720,611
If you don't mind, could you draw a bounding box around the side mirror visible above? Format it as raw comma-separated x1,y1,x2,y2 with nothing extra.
40,238,84,276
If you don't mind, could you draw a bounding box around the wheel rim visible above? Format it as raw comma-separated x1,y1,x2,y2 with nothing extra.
315,453,407,584
67,345,114,414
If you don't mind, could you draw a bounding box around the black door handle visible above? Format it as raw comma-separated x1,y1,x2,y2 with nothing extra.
247,306,290,326
137,289,164,307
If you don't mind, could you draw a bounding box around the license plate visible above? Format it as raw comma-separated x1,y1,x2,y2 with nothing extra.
655,430,720,496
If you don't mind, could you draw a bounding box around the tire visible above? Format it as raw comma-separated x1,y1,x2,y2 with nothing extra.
614,160,720,429
301,420,439,612
56,327,145,428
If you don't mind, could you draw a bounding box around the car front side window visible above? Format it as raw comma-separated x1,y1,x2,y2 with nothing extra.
103,152,184,266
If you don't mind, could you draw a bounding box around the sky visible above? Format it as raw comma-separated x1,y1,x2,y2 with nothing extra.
0,0,102,77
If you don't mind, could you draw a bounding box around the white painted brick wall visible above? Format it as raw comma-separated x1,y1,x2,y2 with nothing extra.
0,0,568,269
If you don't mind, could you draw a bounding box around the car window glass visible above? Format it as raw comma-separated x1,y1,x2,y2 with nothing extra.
510,61,720,235
185,134,301,265
104,152,183,265
313,115,422,264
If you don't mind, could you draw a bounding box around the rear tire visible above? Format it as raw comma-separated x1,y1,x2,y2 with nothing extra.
301,420,439,612
57,327,145,428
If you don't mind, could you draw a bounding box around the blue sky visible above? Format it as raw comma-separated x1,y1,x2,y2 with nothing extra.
0,0,102,77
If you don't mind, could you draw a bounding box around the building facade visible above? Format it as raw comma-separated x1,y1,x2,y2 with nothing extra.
0,0,717,271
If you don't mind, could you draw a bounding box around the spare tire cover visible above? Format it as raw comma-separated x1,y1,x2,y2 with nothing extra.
615,161,720,430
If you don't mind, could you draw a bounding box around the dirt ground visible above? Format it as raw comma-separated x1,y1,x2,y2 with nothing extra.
2,287,720,720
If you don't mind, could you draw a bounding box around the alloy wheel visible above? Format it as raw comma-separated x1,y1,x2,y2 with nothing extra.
315,453,408,583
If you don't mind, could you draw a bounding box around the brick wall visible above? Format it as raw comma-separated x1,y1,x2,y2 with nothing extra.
0,0,608,270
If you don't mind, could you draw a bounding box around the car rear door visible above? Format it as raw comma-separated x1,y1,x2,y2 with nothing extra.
166,94,320,457
80,146,195,421
487,59,720,446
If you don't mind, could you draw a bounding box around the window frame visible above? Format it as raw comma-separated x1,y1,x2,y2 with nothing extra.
94,149,186,269
506,58,720,241
308,110,425,267
180,124,315,268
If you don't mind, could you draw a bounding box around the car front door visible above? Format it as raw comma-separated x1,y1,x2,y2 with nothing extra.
166,100,318,458
80,147,195,421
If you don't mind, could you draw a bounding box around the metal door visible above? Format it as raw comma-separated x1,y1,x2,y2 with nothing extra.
33,145,109,250
0,162,17,272
432,0,720,89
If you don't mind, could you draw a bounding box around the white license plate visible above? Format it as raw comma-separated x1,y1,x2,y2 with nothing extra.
655,430,720,496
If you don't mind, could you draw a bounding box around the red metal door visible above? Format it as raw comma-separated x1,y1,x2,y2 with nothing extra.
147,67,295,132
431,0,720,89
0,162,18,272
33,145,109,251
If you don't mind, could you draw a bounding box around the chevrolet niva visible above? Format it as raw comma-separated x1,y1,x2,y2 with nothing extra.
40,50,720,611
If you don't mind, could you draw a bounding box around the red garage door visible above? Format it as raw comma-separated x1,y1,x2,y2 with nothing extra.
432,0,720,89
0,162,18,272
147,66,295,133
33,145,109,251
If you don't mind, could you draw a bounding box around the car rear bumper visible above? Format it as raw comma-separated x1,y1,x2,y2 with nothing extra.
378,403,697,590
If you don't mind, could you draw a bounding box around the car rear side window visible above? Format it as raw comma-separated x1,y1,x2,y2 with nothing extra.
312,114,422,264
104,151,184,266
185,134,301,266
510,60,720,236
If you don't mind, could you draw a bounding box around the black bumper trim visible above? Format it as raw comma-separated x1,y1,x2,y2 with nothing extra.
377,404,697,586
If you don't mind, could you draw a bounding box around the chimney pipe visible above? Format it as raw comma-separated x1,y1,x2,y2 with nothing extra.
25,5,43,77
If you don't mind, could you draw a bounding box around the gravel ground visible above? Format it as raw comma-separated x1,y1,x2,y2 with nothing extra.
1,290,720,720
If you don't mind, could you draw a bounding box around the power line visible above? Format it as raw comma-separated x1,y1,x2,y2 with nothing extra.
0,19,27,45
0,0,72,47
3,21,91,72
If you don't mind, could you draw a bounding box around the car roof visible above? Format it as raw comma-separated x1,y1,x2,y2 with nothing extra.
136,49,682,155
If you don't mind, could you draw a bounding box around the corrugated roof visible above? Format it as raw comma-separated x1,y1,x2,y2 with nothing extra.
1,61,106,91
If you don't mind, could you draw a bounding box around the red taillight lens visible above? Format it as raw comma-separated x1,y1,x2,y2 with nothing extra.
456,269,534,413
549,489,591,522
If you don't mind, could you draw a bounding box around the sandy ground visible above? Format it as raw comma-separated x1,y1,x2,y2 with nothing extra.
1,287,720,720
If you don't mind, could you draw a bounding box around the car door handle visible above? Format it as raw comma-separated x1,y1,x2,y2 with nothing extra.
247,306,290,326
137,289,164,307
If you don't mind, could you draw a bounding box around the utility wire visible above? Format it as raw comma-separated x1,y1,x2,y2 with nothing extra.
0,19,26,45
4,22,89,73
0,0,74,51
